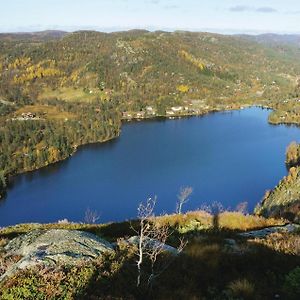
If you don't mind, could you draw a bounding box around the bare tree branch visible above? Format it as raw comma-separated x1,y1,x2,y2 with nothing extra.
84,207,100,224
176,186,193,214
134,197,186,288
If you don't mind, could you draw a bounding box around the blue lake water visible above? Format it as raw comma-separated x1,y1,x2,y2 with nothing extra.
1,107,300,226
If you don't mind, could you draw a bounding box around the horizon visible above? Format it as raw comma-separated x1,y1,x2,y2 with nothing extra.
2,0,300,35
1,27,300,36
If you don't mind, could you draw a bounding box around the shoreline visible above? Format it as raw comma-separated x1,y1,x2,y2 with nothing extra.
1,104,297,208
2,104,250,197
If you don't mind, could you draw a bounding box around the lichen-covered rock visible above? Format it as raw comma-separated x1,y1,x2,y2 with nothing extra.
239,224,299,239
0,229,114,282
126,236,180,255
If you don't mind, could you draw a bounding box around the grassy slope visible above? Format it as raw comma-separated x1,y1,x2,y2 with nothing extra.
1,30,300,107
1,212,299,299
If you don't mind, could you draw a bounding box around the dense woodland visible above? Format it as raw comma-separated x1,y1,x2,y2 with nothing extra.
1,30,300,198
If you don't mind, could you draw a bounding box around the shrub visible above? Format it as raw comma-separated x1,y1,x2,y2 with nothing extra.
283,267,300,299
228,278,255,299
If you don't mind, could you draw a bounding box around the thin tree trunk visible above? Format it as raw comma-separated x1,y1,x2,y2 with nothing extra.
137,221,144,287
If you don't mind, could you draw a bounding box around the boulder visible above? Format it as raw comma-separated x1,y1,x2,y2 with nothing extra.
238,224,299,239
126,236,180,255
0,229,114,282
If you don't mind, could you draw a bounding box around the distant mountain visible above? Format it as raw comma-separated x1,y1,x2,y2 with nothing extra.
239,33,300,47
0,30,68,41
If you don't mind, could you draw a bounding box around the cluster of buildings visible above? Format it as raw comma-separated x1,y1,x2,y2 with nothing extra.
166,106,189,116
20,112,37,119
122,104,207,120
11,112,40,121
122,106,157,119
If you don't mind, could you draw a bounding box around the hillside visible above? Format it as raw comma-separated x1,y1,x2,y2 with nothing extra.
1,30,300,107
1,30,300,299
1,211,300,299
0,30,68,41
1,30,300,198
240,33,300,47
256,143,300,222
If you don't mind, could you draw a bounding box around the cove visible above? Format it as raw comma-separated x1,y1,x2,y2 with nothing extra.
1,107,300,227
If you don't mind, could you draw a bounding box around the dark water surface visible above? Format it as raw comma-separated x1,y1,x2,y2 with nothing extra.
1,107,300,226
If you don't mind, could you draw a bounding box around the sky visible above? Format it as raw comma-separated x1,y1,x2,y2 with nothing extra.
1,0,300,34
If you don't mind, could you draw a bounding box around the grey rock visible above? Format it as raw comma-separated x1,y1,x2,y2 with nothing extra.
224,238,243,254
224,238,237,246
126,236,180,255
239,224,299,239
0,229,114,283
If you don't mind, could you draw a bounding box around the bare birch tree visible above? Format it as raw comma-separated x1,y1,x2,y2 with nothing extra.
176,186,193,214
133,197,186,287
84,207,100,224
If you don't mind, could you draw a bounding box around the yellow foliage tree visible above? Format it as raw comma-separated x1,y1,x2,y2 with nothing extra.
48,147,60,163
286,142,300,166
177,85,189,93
179,50,206,71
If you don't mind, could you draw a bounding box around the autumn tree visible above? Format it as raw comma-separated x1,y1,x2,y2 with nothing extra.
286,142,300,167
0,171,6,198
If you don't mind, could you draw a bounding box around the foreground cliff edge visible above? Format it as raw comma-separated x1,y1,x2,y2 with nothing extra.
0,211,300,299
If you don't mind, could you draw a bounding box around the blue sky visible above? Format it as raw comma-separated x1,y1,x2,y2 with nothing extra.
1,0,300,34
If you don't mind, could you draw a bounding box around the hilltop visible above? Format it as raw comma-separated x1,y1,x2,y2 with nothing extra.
0,30,68,41
1,30,300,107
240,33,300,47
0,211,299,299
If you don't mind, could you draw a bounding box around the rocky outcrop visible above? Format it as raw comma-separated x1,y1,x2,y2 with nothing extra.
239,224,299,239
0,229,114,282
126,236,180,255
255,167,300,222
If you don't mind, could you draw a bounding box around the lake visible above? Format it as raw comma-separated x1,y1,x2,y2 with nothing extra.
1,107,300,226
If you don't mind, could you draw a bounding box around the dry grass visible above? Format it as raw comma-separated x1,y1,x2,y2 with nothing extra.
155,211,284,232
0,254,22,277
228,278,255,299
0,212,285,244
252,232,300,255
0,213,298,299
218,212,285,231
155,210,212,230
38,87,99,103
0,238,7,248
13,105,76,120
